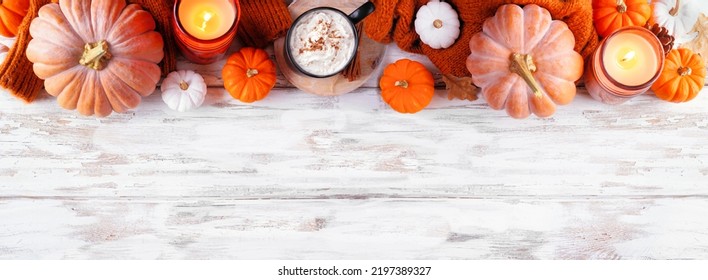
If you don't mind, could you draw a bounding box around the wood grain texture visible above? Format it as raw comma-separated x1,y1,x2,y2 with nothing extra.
2,23,708,259
2,197,707,259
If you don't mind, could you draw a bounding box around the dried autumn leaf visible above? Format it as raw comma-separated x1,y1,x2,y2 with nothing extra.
683,13,708,67
442,74,478,101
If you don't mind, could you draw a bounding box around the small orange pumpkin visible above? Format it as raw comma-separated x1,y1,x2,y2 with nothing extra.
0,0,29,37
379,59,435,114
593,0,651,38
222,47,277,103
651,48,706,103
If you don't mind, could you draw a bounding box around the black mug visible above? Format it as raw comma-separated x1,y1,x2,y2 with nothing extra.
285,2,376,78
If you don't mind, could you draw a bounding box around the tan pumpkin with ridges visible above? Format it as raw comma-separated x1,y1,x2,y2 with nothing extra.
26,0,163,117
466,4,583,119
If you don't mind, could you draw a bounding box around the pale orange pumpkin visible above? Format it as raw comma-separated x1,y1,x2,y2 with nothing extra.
222,47,277,103
379,59,435,114
593,0,651,38
651,48,706,103
0,0,28,37
466,4,583,119
26,0,164,117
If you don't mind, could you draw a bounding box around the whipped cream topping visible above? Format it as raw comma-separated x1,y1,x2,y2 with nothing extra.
289,10,355,76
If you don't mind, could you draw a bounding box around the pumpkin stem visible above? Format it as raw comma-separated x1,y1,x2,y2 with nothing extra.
669,0,680,16
616,0,627,13
509,53,543,99
395,80,409,89
79,40,112,71
179,81,189,90
246,68,259,78
433,19,443,29
678,66,692,76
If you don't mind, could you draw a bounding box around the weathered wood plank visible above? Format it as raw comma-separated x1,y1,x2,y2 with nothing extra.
2,86,707,198
1,197,707,259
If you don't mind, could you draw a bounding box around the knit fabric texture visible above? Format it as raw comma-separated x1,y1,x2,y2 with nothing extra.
237,0,293,48
0,0,175,103
364,0,600,77
0,0,51,103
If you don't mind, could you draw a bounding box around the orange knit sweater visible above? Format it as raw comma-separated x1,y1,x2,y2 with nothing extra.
236,0,292,48
364,0,600,77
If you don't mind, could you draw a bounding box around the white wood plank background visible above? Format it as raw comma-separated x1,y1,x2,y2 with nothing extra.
2,22,708,259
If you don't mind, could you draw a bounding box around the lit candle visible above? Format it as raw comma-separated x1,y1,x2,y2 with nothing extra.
173,0,240,64
602,33,659,87
178,0,236,40
585,27,664,104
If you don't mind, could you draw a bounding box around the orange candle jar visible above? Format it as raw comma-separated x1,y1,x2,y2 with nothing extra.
173,0,241,64
585,27,665,105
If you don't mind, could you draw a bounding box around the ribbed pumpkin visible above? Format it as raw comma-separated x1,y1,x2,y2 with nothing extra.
467,4,583,119
222,47,277,103
650,0,700,44
379,59,435,114
651,48,706,102
161,70,207,112
0,0,29,37
593,0,651,38
26,0,164,117
414,0,460,49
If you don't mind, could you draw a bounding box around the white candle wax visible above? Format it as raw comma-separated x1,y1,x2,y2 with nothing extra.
602,32,659,87
178,0,236,40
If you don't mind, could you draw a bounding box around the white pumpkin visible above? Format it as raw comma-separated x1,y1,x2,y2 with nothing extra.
161,70,207,112
651,0,700,44
414,0,460,49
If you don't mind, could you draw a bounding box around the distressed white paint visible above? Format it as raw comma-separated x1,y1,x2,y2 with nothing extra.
1,34,708,259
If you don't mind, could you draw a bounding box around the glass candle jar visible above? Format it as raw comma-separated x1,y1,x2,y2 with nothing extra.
173,0,241,64
585,26,665,105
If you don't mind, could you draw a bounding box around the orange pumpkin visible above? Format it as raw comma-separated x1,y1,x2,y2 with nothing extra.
466,4,583,119
593,0,651,38
222,47,277,103
26,0,164,117
379,59,435,114
651,48,706,103
0,0,29,37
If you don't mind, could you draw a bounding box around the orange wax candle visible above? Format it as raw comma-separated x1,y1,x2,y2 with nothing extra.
173,0,240,64
178,0,236,40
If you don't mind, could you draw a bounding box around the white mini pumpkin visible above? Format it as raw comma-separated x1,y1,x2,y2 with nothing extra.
414,0,460,49
161,70,207,112
651,0,700,44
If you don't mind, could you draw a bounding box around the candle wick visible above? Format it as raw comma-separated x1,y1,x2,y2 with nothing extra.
199,12,214,32
621,51,635,63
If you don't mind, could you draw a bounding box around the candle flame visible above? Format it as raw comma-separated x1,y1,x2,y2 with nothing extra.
621,50,636,63
199,11,214,32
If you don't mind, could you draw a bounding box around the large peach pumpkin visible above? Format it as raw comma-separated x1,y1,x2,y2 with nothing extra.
466,4,583,119
26,0,164,117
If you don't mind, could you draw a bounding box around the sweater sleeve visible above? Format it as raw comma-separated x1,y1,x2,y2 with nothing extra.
236,0,293,48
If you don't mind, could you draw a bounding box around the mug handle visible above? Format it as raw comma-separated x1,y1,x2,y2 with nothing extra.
348,1,375,25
